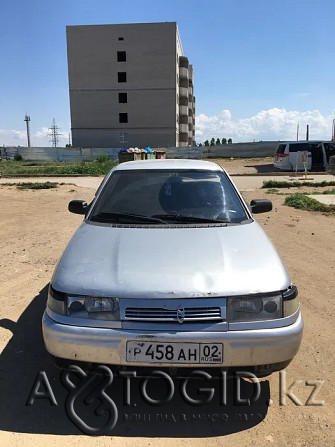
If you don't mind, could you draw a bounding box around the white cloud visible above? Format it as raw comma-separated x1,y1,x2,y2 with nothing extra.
293,92,311,98
1,108,333,147
195,108,334,143
0,127,70,147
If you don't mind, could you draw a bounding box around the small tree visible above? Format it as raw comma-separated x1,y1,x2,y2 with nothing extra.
198,143,202,147
216,138,221,145
210,138,215,146
221,138,227,145
228,138,233,144
204,140,209,146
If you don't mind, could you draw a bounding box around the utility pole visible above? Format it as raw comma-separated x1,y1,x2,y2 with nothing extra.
306,124,309,141
48,118,61,147
24,115,31,147
332,119,335,141
296,123,299,141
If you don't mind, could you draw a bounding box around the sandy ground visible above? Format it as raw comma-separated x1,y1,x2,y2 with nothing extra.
0,174,334,446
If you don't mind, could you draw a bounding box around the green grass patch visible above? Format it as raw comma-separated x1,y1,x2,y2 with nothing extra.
318,188,335,195
263,180,335,189
0,159,118,176
267,188,335,196
284,193,335,214
16,182,59,190
1,181,60,189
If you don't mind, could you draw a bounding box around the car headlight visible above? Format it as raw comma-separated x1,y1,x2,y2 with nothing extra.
283,285,299,317
227,286,299,322
227,294,282,322
47,286,66,315
47,286,120,320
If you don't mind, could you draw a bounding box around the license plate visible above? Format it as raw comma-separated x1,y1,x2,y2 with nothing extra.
126,341,223,364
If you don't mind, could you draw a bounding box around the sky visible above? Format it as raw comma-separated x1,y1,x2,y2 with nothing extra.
1,0,335,147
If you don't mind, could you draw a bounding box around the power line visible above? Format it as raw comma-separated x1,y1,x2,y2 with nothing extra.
48,118,62,147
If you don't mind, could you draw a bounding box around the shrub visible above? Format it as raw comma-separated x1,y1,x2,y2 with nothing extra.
14,154,23,161
96,154,109,163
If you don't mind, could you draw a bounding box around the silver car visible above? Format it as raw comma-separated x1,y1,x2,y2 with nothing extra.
42,159,303,376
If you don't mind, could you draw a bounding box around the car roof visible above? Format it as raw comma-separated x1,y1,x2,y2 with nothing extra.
278,140,323,145
114,159,224,171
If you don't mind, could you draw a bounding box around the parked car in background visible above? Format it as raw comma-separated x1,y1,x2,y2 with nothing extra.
42,159,303,377
274,140,335,171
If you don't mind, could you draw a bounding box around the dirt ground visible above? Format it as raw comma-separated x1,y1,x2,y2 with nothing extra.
0,171,334,446
205,157,278,175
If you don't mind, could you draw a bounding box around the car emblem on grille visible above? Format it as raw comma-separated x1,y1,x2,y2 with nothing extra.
176,307,185,323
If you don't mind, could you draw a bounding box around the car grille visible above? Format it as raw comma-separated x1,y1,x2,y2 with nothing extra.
124,306,223,322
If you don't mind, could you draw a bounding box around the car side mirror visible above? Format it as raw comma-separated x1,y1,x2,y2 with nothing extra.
68,200,89,215
250,199,272,214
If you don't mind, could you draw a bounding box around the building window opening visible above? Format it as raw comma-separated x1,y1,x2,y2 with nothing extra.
118,92,128,103
118,72,127,83
117,51,127,62
119,113,128,123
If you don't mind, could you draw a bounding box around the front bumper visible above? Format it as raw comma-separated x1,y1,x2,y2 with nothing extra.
42,311,303,369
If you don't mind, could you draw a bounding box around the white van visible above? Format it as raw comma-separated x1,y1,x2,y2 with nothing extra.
273,141,335,171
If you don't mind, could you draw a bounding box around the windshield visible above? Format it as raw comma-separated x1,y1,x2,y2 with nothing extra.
89,169,249,224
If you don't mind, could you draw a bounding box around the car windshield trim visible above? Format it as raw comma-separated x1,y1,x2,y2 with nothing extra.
151,213,231,224
90,212,167,224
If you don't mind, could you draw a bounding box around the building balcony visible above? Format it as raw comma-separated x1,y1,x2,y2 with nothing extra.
179,123,188,134
179,78,189,88
179,67,188,80
179,87,188,98
179,132,188,143
179,96,188,106
179,56,189,69
179,105,188,116
179,114,188,124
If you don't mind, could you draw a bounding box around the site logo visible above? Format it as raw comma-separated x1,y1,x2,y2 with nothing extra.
62,365,118,434
25,366,325,435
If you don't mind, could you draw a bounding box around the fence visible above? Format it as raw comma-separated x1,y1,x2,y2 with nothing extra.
1,141,279,162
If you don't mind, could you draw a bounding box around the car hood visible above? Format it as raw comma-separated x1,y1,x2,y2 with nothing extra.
52,221,290,298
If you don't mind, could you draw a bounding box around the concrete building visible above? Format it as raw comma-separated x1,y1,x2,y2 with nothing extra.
66,22,195,148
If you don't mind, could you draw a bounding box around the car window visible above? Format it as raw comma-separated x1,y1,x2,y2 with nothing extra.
89,169,249,223
289,143,309,152
275,144,287,154
324,143,335,154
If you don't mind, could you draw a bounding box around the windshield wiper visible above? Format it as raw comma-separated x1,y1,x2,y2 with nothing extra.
151,214,231,224
90,212,167,224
